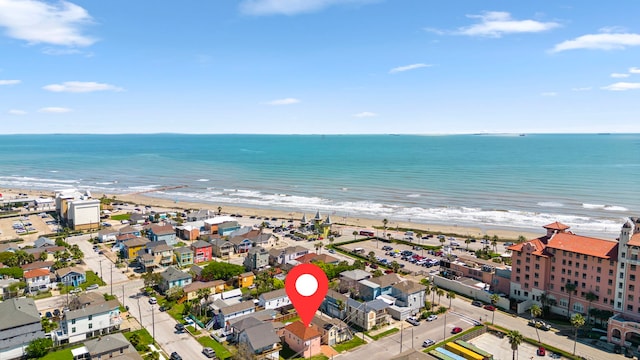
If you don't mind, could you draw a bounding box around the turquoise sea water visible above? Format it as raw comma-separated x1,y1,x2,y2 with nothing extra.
1,134,639,237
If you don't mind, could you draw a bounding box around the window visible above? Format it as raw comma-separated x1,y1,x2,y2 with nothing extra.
550,275,555,280
516,268,521,273
582,274,587,279
596,276,601,283
550,284,554,290
551,266,556,272
562,259,567,265
525,274,530,280
619,283,623,289
569,261,573,266
628,304,633,311
632,275,636,281
569,253,573,258
516,259,521,265
534,273,539,278
584,255,588,260
568,270,572,275
608,289,612,295
89,323,93,329
534,281,539,287
71,319,75,325
630,285,635,292
535,264,540,270
582,282,586,288
72,327,76,333
629,294,634,302
620,273,625,279
525,266,530,272
516,276,520,282
632,265,637,271
609,269,614,276
583,264,587,270
526,257,531,263
562,269,566,274
88,315,92,321
576,262,580,268
608,279,613,285
623,252,626,258
596,286,600,292
597,267,601,273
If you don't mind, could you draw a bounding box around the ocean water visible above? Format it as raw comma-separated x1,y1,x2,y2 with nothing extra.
1,134,639,238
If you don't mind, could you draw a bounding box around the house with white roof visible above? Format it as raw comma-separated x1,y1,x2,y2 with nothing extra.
258,288,291,310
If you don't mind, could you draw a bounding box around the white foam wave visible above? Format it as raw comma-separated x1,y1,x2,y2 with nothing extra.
127,185,160,191
407,194,421,198
605,206,628,211
583,203,628,212
538,202,564,208
0,176,79,184
583,203,605,209
196,179,210,182
49,170,58,173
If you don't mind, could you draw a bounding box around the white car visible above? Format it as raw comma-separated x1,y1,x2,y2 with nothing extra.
405,317,421,326
426,314,438,321
149,296,157,304
86,284,99,291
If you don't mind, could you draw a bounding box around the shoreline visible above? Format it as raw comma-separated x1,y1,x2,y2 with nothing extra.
2,187,554,241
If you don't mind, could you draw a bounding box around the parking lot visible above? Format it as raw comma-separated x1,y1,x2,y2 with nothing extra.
469,332,565,360
0,212,58,242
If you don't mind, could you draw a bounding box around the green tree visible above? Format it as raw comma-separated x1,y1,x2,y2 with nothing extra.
165,286,184,302
26,338,52,359
391,261,400,273
142,272,162,288
0,252,18,267
382,218,388,237
430,284,438,305
490,294,500,324
201,262,245,281
571,313,585,355
0,267,24,279
585,291,597,326
439,237,445,247
129,333,141,348
217,206,222,215
39,251,48,261
41,317,57,333
436,288,445,305
447,291,456,309
506,330,523,360
314,241,324,254
491,235,499,253
372,269,383,277
565,282,577,318
352,230,358,240
465,238,471,250
517,235,526,243
530,304,543,343
367,251,376,264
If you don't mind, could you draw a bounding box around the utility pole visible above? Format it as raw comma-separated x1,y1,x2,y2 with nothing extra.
411,327,414,349
122,284,125,309
110,263,113,295
151,305,155,344
443,313,447,342
99,259,103,279
400,322,403,354
137,297,142,327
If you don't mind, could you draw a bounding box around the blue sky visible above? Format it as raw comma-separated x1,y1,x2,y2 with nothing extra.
1,0,639,134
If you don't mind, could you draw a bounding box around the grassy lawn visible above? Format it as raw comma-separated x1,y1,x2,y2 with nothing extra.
40,345,84,360
283,315,301,324
197,336,233,359
187,325,200,335
110,214,131,221
32,291,53,300
82,270,107,288
124,329,154,346
366,327,399,340
167,302,185,322
332,336,367,352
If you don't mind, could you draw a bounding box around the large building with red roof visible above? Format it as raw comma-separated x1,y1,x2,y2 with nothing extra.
509,218,640,347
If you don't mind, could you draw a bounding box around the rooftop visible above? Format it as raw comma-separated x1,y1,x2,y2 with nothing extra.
0,298,41,331
243,322,281,351
370,273,403,288
24,268,50,279
284,320,322,341
160,266,191,282
259,288,288,301
65,300,120,320
392,280,426,294
191,240,211,248
183,280,224,293
340,269,371,281
150,224,175,235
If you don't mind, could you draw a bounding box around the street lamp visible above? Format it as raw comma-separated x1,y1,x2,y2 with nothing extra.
151,304,155,343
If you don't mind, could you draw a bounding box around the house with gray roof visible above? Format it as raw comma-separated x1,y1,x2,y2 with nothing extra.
210,238,234,258
310,314,352,346
147,224,177,246
56,266,86,287
268,245,309,265
339,269,371,295
244,246,269,271
345,298,389,331
212,301,255,329
34,236,55,248
72,332,142,360
358,273,403,301
0,298,44,360
391,280,426,313
159,266,192,293
258,288,290,310
173,246,194,267
54,299,121,345
320,289,349,319
237,321,281,359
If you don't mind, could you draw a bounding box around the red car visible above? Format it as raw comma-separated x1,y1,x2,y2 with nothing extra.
484,305,496,311
537,347,546,356
451,327,462,334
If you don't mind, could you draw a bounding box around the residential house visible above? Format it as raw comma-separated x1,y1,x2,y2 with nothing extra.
147,241,174,268
72,332,143,360
24,245,66,262
187,209,216,222
34,236,55,248
129,212,146,225
159,266,192,294
0,298,44,360
345,298,389,331
211,239,234,258
0,243,20,253
0,278,20,300
115,233,136,245
295,253,339,265
183,280,225,301
258,288,291,310
244,246,270,271
190,264,204,280
359,273,403,301
21,261,53,272
147,224,177,246
191,240,213,263
176,224,200,241
391,280,426,314
238,272,255,288
320,289,349,320
204,217,240,235
69,292,106,311
283,321,322,358
268,246,310,266
56,267,86,287
53,300,121,344
24,268,51,293
338,269,371,295
229,235,253,254
97,228,118,243
237,321,281,360
213,300,255,329
310,314,352,346
173,246,194,267
121,237,149,259
118,225,141,237
253,233,277,248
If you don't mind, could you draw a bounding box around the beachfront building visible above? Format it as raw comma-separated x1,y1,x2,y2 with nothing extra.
55,190,100,231
0,298,44,360
204,217,240,236
312,211,333,239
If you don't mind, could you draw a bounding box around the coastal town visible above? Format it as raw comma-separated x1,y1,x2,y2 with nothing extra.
0,189,638,360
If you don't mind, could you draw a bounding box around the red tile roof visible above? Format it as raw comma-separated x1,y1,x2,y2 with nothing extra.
543,222,570,231
546,232,618,259
284,320,322,341
628,233,640,247
24,268,50,278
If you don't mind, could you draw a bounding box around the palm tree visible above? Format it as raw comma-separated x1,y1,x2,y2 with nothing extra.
436,288,445,305
431,284,438,305
382,218,388,237
314,241,323,254
506,330,524,360
491,235,499,253
328,236,335,248
391,261,400,273
352,231,358,241
465,238,471,250
571,313,585,355
447,291,456,309
585,291,597,326
517,235,526,243
565,282,577,318
367,251,377,264
439,237,445,248
490,294,500,324
217,206,222,215
530,304,543,343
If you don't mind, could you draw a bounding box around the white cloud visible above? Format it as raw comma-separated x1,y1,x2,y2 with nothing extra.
571,87,592,91
38,107,72,113
611,73,630,78
239,0,375,16
552,32,640,52
540,92,558,96
8,109,26,115
630,67,640,74
0,79,20,85
42,81,123,93
389,63,431,74
263,98,300,105
601,82,640,91
0,0,95,46
456,11,560,37
42,47,82,55
353,111,378,118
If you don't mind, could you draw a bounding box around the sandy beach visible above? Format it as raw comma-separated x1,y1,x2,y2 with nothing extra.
1,187,542,241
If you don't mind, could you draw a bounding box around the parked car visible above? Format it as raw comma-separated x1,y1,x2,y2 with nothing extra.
528,319,551,331
69,287,82,294
382,245,393,251
451,327,462,334
426,314,438,322
471,300,483,307
202,347,216,358
422,339,436,347
175,323,185,332
537,347,546,356
86,284,99,291
149,296,157,304
45,311,53,318
170,352,183,360
406,317,421,326
328,249,335,254
484,305,496,311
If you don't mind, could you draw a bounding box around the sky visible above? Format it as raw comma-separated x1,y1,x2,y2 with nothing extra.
1,0,640,134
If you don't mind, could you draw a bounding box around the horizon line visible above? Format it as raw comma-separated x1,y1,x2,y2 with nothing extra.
0,132,633,136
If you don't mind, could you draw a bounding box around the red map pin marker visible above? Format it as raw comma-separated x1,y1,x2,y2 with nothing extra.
285,263,329,327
